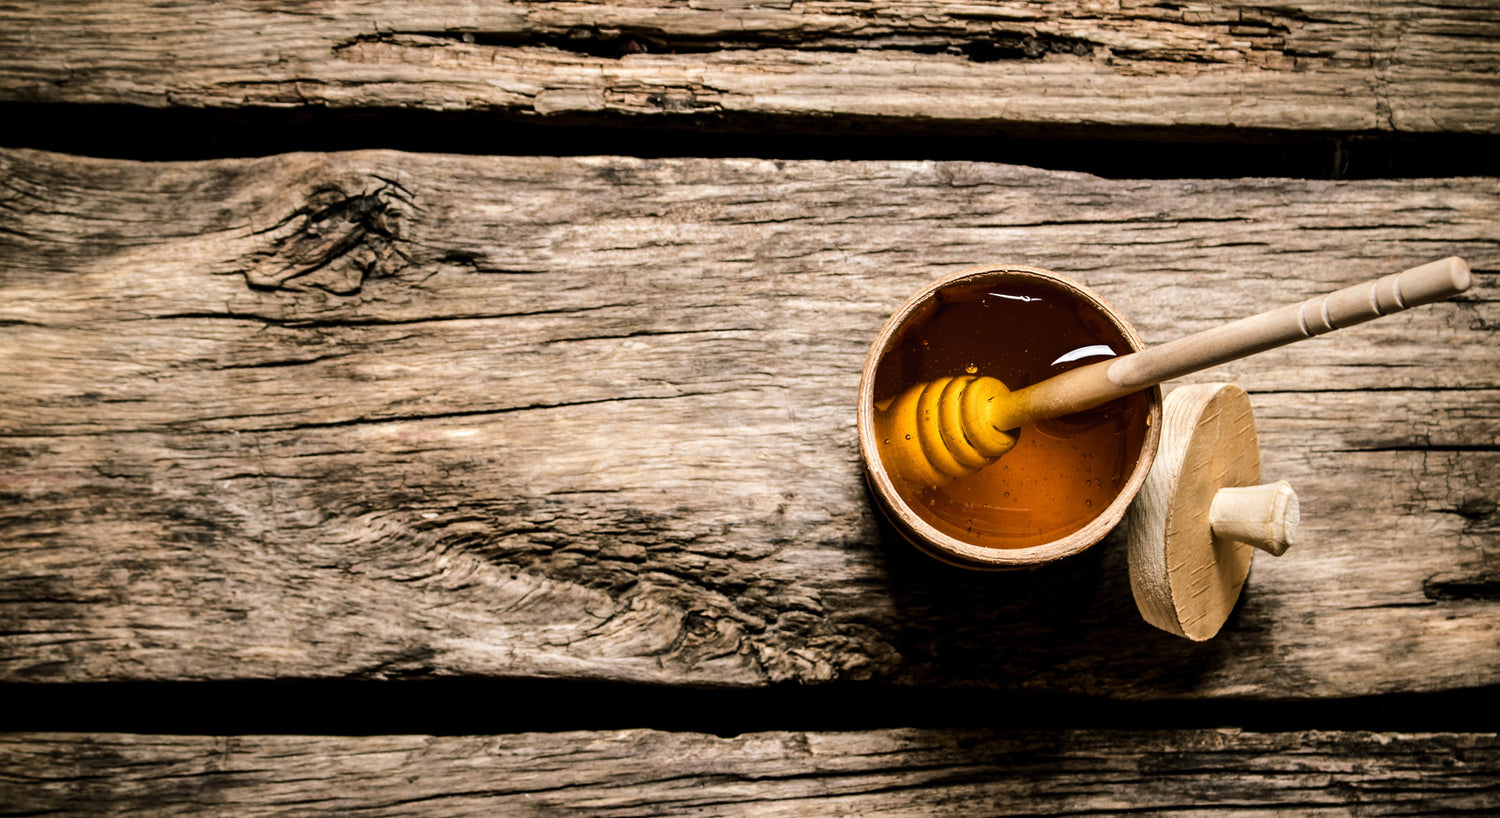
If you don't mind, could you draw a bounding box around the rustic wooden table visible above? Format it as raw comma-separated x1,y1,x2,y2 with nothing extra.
2,2,1498,814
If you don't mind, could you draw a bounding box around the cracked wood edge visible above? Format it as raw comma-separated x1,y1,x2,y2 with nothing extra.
0,147,1497,695
1,1,1498,133
1,729,1496,816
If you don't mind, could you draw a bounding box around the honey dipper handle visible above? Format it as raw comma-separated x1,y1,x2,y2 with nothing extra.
1109,256,1472,390
987,258,1472,430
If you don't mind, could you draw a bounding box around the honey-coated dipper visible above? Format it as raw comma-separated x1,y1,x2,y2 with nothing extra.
883,257,1472,487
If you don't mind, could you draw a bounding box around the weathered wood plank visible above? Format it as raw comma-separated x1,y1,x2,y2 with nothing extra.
2,1,1498,135
2,729,1495,816
0,148,1496,695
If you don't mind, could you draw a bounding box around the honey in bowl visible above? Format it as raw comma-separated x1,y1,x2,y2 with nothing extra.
869,274,1153,551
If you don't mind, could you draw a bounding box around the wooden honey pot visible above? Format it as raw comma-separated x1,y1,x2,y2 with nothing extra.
858,258,1471,632
858,265,1162,569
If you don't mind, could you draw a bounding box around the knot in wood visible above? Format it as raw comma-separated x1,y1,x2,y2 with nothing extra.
242,178,415,295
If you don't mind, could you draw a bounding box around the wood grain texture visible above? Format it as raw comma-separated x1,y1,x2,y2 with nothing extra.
1,147,1496,695
2,729,1496,816
2,1,1498,134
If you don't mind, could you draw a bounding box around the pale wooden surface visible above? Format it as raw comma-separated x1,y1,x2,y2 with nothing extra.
2,147,1495,696
1127,383,1262,641
2,1,1498,135
3,729,1497,817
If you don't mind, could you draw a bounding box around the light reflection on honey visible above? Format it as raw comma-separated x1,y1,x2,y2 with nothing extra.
872,278,1151,549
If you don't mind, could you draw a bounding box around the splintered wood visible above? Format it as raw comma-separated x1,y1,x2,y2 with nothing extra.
0,2,1497,134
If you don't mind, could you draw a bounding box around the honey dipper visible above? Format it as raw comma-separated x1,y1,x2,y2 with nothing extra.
881,257,1472,487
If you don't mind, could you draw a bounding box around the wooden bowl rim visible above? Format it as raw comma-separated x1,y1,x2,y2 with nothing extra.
857,264,1163,569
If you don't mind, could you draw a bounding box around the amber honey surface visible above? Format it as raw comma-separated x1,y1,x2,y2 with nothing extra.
872,277,1151,549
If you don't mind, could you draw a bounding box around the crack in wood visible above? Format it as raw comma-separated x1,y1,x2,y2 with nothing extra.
335,26,1103,64
1423,575,1500,602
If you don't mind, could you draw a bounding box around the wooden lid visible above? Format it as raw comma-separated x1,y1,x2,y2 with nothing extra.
1126,383,1295,640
